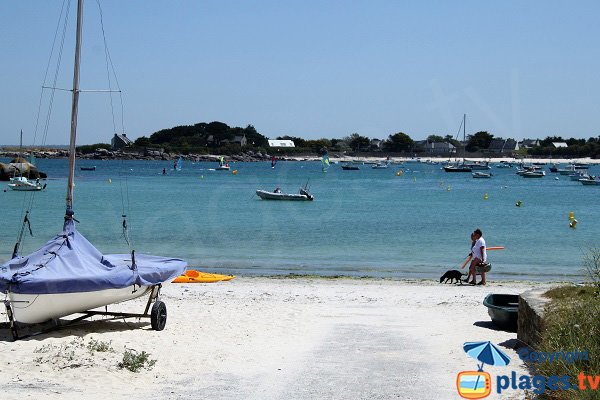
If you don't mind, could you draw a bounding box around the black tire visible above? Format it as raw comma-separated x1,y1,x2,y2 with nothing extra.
150,300,167,331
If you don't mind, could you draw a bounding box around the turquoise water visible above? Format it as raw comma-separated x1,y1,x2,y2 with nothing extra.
2,158,598,281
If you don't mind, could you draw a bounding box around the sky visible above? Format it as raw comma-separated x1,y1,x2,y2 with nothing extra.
1,0,600,145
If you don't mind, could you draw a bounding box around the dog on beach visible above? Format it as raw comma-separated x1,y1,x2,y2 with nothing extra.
439,269,464,284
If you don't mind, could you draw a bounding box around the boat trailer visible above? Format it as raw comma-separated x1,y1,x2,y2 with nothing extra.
2,284,167,341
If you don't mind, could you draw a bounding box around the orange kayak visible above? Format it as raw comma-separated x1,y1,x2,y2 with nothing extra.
172,269,235,283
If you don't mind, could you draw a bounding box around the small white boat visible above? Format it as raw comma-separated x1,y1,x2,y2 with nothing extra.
522,170,545,178
8,176,45,191
372,162,390,169
256,187,314,201
472,172,492,178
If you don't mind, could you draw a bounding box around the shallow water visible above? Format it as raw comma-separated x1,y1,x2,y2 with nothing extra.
2,158,598,281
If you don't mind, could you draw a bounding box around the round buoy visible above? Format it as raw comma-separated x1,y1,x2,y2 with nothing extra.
570,219,578,229
396,170,404,176
200,175,204,179
569,211,575,221
447,185,452,191
232,170,238,175
515,200,522,207
107,178,112,184
484,193,489,200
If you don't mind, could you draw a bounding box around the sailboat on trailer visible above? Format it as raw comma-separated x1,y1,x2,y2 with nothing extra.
0,0,186,336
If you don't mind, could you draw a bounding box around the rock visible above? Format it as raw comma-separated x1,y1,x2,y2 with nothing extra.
518,288,551,348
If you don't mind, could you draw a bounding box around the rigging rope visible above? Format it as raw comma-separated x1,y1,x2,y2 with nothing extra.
96,0,133,251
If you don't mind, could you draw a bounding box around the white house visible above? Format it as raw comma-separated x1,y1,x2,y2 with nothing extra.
268,139,295,148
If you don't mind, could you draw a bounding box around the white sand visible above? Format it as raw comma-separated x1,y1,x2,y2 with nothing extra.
0,278,552,399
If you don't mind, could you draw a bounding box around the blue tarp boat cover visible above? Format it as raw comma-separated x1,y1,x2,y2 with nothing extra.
0,220,186,294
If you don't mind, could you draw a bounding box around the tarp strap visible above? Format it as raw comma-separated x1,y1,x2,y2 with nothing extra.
12,211,33,259
121,215,131,248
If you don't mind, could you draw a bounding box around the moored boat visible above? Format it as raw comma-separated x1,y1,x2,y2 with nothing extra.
472,172,492,178
483,293,518,332
522,170,545,178
256,186,314,201
579,177,600,185
7,176,45,191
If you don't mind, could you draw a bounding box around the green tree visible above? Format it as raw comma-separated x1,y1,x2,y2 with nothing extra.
465,131,494,152
344,133,370,152
427,135,445,143
384,132,413,152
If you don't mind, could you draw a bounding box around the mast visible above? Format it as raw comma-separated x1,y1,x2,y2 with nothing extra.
66,0,83,218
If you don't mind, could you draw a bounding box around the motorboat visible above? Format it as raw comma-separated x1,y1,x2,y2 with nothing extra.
341,163,360,170
522,170,545,178
80,166,96,171
7,176,45,191
372,162,390,169
579,177,600,185
472,172,492,178
496,162,513,168
256,186,314,201
444,163,472,172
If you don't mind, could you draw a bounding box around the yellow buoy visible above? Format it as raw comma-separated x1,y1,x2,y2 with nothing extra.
569,211,575,221
483,193,489,200
570,219,578,229
396,170,404,176
232,170,238,175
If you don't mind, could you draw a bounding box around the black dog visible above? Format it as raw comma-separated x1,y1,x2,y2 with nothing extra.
440,269,464,284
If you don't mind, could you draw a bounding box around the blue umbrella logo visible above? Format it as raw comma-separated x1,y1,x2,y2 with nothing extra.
459,341,511,397
463,341,511,371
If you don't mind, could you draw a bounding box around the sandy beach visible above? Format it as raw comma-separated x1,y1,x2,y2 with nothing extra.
0,278,554,399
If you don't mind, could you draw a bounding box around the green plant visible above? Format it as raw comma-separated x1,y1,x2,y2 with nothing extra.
582,248,600,294
118,349,156,372
87,339,114,354
534,285,600,399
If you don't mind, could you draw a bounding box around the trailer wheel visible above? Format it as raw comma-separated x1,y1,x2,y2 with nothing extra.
150,301,167,331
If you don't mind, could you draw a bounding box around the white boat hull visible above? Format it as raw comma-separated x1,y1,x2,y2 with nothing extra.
8,177,43,191
7,285,152,324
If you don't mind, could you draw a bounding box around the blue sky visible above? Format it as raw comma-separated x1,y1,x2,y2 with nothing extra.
1,1,599,145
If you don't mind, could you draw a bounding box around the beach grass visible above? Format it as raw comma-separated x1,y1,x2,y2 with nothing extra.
534,285,600,399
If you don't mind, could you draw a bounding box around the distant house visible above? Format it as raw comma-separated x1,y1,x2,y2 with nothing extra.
430,141,455,154
519,139,540,149
268,139,295,148
552,142,568,148
488,139,519,154
370,139,384,151
111,133,133,150
415,140,455,154
233,135,247,146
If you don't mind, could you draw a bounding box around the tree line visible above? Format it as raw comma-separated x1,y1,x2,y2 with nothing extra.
75,120,600,158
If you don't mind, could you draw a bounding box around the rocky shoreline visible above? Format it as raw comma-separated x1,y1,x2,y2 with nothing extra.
0,149,282,163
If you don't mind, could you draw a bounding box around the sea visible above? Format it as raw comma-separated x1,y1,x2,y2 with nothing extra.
2,158,598,282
